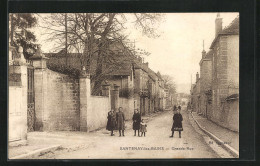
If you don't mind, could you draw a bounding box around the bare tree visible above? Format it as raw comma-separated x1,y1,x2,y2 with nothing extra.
37,13,163,95
161,74,177,96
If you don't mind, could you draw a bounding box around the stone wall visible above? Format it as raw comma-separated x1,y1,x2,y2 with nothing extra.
34,69,80,131
225,99,239,132
216,98,239,132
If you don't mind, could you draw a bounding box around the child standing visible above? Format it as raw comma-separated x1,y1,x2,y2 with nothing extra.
140,119,147,137
170,108,183,138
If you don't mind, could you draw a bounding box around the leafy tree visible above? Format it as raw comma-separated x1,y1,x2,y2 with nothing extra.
9,13,38,59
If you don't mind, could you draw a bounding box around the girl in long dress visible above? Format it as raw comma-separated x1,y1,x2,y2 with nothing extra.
170,108,183,138
106,109,116,136
132,109,141,136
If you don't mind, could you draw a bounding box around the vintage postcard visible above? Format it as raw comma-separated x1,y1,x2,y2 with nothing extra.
8,12,239,159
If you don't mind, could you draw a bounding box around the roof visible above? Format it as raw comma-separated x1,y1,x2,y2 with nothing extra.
45,52,135,76
219,16,239,35
147,68,158,81
210,16,239,49
44,43,153,77
131,56,159,81
44,42,163,81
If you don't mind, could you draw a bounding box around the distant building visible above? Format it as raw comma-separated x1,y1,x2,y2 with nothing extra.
191,72,200,113
199,48,213,117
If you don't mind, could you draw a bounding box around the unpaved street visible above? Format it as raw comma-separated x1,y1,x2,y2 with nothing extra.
38,109,222,159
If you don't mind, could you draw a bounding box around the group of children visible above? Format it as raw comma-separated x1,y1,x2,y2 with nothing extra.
106,107,147,137
107,106,182,138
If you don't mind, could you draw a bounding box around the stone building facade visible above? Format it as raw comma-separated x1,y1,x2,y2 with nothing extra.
191,14,239,132
210,15,239,131
133,61,167,116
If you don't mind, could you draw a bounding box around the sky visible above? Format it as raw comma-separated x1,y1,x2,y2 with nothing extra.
33,13,238,94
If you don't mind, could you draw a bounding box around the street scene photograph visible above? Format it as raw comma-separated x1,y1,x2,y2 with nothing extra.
8,12,239,159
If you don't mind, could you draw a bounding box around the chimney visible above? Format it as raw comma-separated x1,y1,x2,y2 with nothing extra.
196,72,199,82
215,13,223,37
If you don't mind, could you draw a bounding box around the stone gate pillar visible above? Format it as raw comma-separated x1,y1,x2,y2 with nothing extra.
9,45,28,142
30,48,49,131
101,84,110,97
79,68,91,131
113,84,120,111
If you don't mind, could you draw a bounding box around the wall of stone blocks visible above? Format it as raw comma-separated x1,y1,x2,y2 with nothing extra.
213,99,239,132
225,99,239,132
36,69,80,131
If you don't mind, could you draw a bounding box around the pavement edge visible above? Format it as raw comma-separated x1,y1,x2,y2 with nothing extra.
190,112,239,158
9,145,62,159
